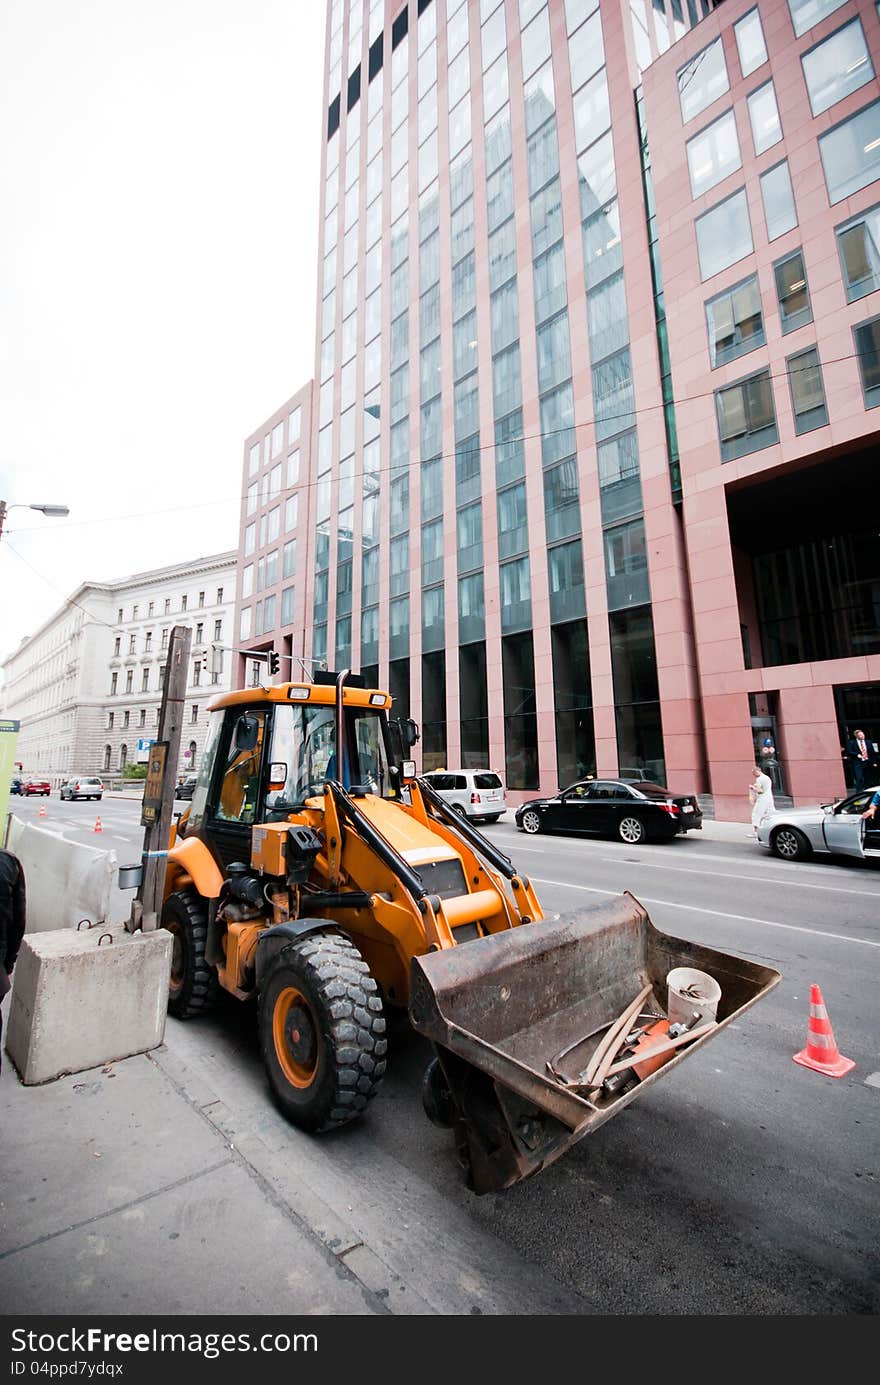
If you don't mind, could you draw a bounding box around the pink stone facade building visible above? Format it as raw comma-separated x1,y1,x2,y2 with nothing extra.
234,0,880,819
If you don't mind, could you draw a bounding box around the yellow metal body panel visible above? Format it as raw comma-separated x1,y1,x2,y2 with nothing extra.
165,835,225,900
218,920,263,997
251,822,289,876
207,683,391,712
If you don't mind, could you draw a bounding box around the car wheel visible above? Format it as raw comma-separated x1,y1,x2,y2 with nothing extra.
520,809,542,835
453,804,468,817
483,814,502,824
618,815,646,845
771,826,811,862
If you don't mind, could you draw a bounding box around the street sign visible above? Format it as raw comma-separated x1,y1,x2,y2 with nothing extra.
1,720,22,807
136,736,155,764
140,742,169,827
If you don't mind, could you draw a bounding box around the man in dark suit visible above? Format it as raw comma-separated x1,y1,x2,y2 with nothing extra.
847,729,874,791
0,848,27,1072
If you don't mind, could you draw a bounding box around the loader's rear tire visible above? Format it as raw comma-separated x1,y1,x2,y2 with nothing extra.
162,888,219,1019
260,932,387,1132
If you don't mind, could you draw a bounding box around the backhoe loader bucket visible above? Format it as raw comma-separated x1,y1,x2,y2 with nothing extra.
409,892,780,1194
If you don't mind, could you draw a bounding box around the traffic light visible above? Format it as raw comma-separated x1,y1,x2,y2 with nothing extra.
268,650,280,677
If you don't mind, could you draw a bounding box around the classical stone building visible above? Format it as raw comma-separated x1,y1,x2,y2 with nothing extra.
2,552,237,784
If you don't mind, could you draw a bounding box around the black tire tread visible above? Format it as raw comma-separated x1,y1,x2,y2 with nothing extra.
260,931,387,1132
163,888,219,1019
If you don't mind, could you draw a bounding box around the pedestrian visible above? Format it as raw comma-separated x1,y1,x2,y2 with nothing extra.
0,847,27,1072
846,728,872,791
748,764,775,839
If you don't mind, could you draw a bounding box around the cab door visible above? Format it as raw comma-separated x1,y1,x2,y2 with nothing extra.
204,707,269,869
822,792,869,858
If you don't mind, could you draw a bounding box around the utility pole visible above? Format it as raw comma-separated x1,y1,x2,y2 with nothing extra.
128,624,191,934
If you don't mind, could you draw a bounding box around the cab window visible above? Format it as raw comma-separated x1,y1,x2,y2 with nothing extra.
213,710,267,825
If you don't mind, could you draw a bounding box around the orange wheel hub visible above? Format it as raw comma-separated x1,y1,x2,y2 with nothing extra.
273,986,318,1088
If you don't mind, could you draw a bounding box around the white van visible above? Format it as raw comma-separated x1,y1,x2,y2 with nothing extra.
421,768,507,823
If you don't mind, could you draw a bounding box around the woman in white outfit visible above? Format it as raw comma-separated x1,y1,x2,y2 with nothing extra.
749,765,775,838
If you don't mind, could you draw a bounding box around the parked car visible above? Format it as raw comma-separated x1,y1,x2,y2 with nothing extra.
24,778,52,797
59,777,104,801
756,785,880,863
515,778,703,844
421,768,507,823
10,776,23,795
174,775,198,800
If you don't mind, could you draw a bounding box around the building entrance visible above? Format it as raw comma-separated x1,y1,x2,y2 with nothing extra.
835,684,880,790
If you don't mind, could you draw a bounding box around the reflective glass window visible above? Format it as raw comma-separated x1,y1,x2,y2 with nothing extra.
819,99,880,205
836,202,880,301
715,369,778,460
748,81,782,155
678,38,729,124
787,347,828,434
734,8,767,77
760,161,798,241
695,189,753,281
802,20,873,118
687,110,741,199
705,275,765,368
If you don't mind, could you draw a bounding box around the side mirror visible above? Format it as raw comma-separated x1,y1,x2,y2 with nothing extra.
406,718,420,746
268,761,287,790
234,713,260,752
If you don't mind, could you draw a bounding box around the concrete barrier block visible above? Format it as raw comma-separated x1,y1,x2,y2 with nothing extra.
5,924,172,1085
6,816,117,932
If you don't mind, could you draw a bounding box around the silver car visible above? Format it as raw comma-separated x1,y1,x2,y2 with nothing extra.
756,785,880,862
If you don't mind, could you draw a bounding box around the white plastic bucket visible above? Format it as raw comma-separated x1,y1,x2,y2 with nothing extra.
666,967,722,1026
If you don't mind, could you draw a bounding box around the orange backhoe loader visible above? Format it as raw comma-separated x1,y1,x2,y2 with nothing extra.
159,670,779,1193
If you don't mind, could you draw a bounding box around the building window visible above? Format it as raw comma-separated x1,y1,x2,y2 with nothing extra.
181,594,187,611
195,622,203,644
677,37,729,124
774,250,812,333
837,202,880,301
148,601,154,617
164,598,170,614
240,608,251,640
686,110,741,199
139,709,146,727
132,605,138,620
696,189,753,281
853,315,880,407
198,591,205,607
787,0,850,40
213,618,222,641
760,161,797,242
787,347,828,433
104,745,111,772
734,8,768,78
144,631,152,652
123,710,130,729
129,635,136,654
119,744,128,769
216,587,223,604
113,637,120,656
747,81,782,155
159,665,166,683
161,628,169,649
706,275,765,367
191,705,199,724
117,608,123,622
107,711,114,729
802,19,873,118
193,660,201,687
715,369,778,461
819,99,880,206
125,670,133,694
141,669,149,692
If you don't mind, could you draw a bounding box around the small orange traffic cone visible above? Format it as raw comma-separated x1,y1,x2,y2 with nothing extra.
38,802,47,818
93,816,103,834
793,984,854,1078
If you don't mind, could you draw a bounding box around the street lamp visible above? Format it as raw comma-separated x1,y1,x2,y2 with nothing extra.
0,500,70,540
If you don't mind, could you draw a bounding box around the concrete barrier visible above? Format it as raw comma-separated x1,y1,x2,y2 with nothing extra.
6,815,119,931
5,924,172,1084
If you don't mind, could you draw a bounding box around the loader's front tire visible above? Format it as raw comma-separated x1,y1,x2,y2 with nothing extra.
260,932,387,1132
162,888,219,1019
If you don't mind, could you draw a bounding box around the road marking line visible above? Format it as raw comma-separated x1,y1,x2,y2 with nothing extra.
529,876,880,950
510,839,878,888
865,1072,880,1089
593,857,880,900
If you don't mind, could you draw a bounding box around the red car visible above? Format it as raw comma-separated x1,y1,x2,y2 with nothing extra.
24,779,51,796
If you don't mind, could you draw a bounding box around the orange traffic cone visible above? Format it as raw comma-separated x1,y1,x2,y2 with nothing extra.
792,984,854,1078
38,802,47,818
93,816,103,834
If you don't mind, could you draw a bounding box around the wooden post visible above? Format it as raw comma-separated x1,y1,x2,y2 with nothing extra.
128,625,192,933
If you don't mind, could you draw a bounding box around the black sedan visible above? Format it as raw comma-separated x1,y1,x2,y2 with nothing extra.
514,779,703,844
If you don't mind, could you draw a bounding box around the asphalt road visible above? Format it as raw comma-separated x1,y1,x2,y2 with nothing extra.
7,795,879,1314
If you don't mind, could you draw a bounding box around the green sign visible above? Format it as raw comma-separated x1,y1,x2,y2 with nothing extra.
0,720,21,808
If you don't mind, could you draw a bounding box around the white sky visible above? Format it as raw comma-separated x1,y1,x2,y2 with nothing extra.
0,0,326,667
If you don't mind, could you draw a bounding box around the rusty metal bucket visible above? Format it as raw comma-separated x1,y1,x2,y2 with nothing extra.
409,892,781,1194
